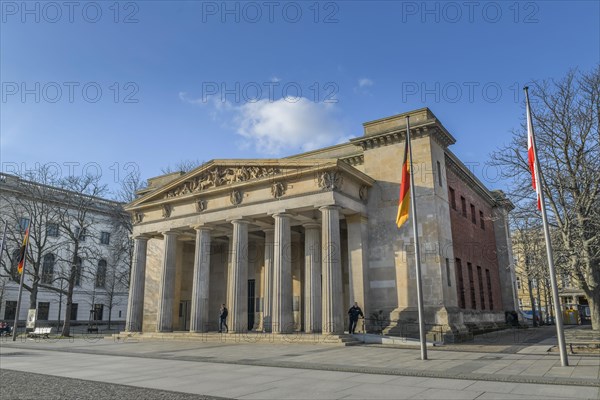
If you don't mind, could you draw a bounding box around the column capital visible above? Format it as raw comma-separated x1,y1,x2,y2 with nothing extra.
302,222,321,230
161,230,179,237
192,224,214,232
227,218,250,225
319,205,340,211
130,234,151,241
271,212,292,219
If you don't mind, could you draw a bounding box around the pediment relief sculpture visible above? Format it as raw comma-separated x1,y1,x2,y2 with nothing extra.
133,211,144,224
230,190,243,206
318,171,343,191
195,198,207,212
165,166,281,199
271,182,287,199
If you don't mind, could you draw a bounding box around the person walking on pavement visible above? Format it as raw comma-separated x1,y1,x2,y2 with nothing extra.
348,302,364,334
219,304,229,333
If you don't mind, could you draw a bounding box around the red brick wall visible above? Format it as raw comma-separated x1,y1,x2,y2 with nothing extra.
446,168,503,312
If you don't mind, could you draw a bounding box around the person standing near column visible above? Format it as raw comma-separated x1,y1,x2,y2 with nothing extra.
219,304,229,333
347,302,364,334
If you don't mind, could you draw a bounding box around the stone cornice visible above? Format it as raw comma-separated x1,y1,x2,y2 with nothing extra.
444,151,500,208
350,122,455,151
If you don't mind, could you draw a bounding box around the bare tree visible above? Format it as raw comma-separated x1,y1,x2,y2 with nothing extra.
52,174,110,336
492,66,600,330
160,159,204,174
0,169,63,313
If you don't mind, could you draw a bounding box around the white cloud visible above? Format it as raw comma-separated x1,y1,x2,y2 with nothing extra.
358,78,374,88
233,97,344,155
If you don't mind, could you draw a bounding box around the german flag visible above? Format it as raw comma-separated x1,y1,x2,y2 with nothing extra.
17,226,30,274
396,138,411,227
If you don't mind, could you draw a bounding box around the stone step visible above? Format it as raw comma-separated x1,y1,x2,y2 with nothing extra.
110,331,362,346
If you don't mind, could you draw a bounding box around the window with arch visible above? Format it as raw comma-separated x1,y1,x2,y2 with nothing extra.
96,259,107,288
42,253,55,284
75,257,83,287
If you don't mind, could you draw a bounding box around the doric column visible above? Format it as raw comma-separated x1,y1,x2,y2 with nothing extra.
125,236,149,332
320,206,343,334
190,226,212,332
157,231,178,332
262,228,274,332
272,213,293,333
346,214,369,315
227,220,249,332
304,223,322,333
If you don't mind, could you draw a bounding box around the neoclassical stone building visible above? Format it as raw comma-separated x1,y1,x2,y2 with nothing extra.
125,108,517,339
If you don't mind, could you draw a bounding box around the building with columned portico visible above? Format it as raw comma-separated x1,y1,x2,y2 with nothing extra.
124,108,518,341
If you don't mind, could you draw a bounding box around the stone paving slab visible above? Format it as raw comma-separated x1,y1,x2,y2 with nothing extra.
2,348,597,400
1,337,598,390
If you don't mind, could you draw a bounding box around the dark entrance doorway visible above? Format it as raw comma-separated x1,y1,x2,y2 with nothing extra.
248,279,255,330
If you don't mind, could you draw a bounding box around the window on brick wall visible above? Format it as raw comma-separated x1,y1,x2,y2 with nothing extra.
446,258,451,286
480,211,485,229
516,276,522,290
437,161,443,187
486,269,494,310
477,266,486,310
467,263,476,309
449,187,456,210
470,204,476,224
456,258,465,308
461,197,467,217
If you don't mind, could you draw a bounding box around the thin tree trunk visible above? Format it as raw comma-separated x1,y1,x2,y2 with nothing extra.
528,279,538,327
536,284,544,325
61,244,78,337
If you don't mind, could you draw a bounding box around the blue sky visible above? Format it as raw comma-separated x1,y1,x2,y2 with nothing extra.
1,1,598,195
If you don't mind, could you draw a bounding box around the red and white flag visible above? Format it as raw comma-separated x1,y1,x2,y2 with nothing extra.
526,98,542,210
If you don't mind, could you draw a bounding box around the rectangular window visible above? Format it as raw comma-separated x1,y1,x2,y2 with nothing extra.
437,161,443,187
449,187,456,210
477,266,485,310
4,301,17,320
461,197,467,217
93,304,104,321
70,303,78,321
19,217,30,230
480,211,485,229
516,277,522,290
446,258,451,287
484,270,493,310
75,227,86,242
46,223,59,237
37,302,50,320
467,263,476,309
456,258,465,308
470,204,476,224
518,298,523,307
100,231,110,245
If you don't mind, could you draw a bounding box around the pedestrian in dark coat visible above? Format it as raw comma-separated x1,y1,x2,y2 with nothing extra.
348,302,364,334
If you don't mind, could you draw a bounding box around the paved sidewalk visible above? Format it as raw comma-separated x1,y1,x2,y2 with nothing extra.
1,336,598,388
1,343,598,399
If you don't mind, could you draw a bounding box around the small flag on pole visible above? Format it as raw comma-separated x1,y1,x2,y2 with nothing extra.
526,99,542,210
17,226,30,274
396,138,411,227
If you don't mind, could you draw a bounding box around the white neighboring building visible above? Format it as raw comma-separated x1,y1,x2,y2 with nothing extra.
0,173,130,327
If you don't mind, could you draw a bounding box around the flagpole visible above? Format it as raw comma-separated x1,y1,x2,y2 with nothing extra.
12,223,30,342
406,116,428,360
524,87,568,366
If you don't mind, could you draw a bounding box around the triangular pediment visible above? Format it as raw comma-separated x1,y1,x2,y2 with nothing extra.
127,158,372,210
